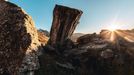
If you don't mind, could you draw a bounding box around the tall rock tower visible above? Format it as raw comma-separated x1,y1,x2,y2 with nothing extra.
49,5,83,47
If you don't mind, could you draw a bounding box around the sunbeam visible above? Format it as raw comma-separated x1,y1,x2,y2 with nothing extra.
115,30,134,42
101,29,134,43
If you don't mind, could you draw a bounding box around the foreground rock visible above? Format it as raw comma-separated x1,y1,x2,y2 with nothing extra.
0,1,41,75
38,30,134,75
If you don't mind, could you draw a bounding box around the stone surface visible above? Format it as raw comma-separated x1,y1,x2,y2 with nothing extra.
38,29,50,37
36,15,134,75
100,49,114,59
0,1,40,75
77,33,102,45
37,30,49,45
49,5,83,47
70,33,84,42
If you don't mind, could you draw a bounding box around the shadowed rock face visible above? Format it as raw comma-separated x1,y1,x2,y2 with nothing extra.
0,1,40,75
49,5,83,47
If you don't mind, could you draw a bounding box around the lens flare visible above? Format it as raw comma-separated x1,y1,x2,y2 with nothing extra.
107,24,120,31
102,29,134,43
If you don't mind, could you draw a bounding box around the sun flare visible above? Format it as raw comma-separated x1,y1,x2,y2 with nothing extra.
102,24,134,43
107,24,120,31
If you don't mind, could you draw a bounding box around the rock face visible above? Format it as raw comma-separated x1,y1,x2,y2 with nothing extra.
38,30,49,45
49,5,83,47
0,1,40,75
38,29,50,37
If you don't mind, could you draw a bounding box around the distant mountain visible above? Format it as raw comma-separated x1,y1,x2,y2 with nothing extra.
70,33,85,42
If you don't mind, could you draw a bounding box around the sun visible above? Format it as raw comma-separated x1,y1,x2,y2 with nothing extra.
107,24,120,31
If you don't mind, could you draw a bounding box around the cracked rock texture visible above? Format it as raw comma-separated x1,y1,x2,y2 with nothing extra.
0,1,40,75
49,5,83,47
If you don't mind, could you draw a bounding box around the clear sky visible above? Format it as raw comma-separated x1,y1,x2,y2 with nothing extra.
10,0,134,33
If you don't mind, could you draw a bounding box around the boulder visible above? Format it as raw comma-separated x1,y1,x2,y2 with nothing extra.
0,1,40,75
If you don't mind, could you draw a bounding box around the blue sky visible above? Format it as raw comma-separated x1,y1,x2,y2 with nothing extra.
10,0,134,33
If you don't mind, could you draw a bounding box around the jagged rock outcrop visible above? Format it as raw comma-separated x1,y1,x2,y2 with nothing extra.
0,1,41,75
49,5,83,47
38,30,49,45
38,29,50,37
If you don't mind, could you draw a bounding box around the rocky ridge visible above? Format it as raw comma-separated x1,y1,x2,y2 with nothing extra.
37,29,134,75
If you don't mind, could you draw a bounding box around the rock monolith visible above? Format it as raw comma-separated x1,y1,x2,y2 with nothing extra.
49,5,83,47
